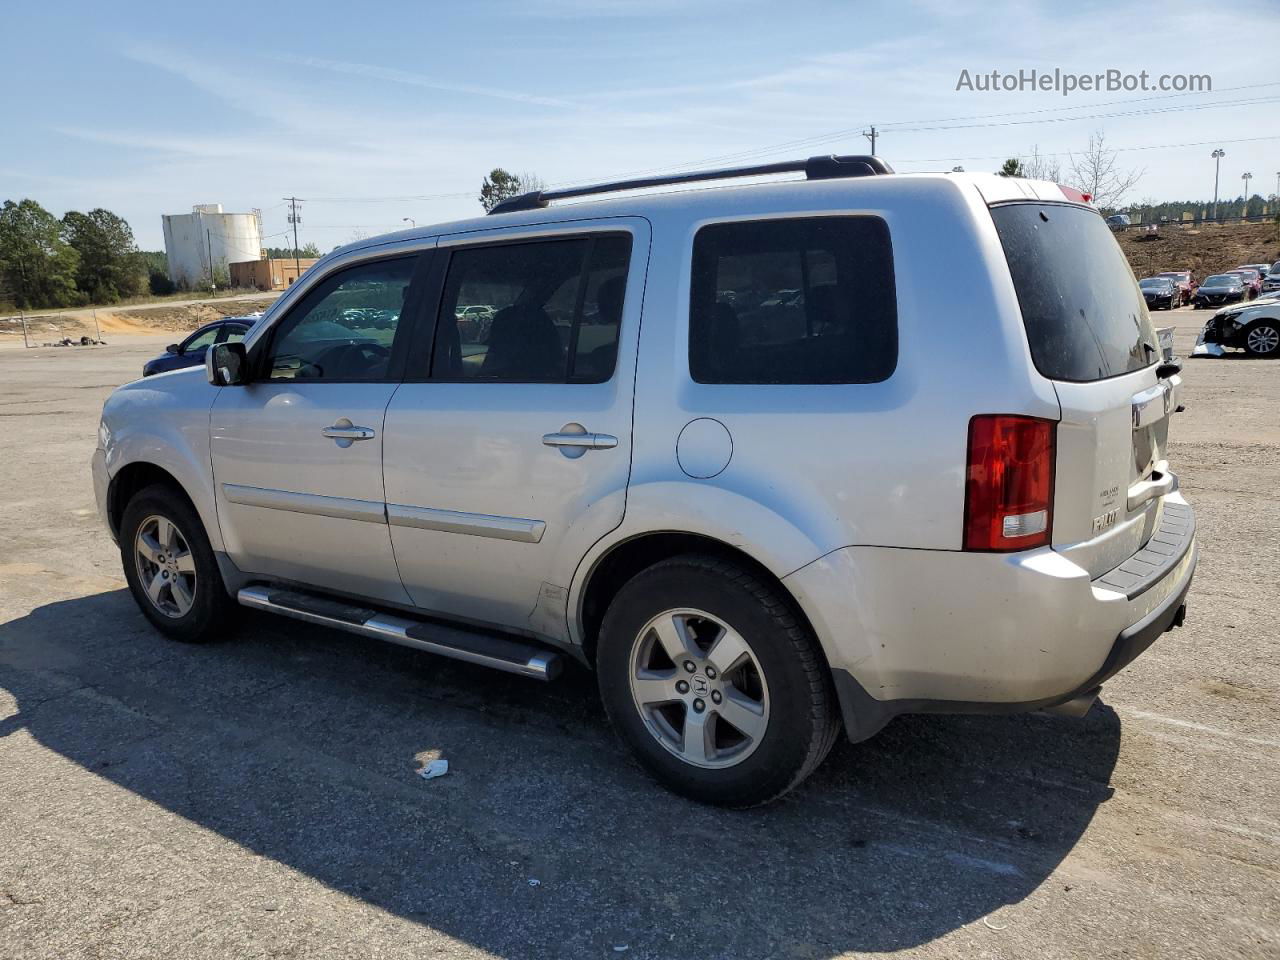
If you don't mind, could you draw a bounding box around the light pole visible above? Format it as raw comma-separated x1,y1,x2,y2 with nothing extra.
1211,149,1225,221
1242,172,1253,219
402,217,416,228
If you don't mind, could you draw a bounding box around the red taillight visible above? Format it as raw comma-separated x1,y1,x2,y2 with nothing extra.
963,415,1056,552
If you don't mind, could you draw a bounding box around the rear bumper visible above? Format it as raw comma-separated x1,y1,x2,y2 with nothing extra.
784,492,1197,741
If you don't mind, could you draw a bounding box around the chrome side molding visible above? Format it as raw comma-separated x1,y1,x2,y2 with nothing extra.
221,484,546,543
221,483,387,524
386,503,545,543
237,585,561,681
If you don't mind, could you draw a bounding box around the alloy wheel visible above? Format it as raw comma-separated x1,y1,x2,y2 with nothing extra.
1246,324,1279,355
628,608,770,769
134,514,197,618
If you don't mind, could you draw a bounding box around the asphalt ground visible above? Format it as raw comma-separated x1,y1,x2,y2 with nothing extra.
1,313,1277,959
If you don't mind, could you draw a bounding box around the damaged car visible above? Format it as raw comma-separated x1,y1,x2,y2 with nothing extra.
1194,298,1280,357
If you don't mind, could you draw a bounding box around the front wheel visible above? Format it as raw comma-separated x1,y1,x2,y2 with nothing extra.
596,555,840,807
120,483,235,642
1244,321,1280,357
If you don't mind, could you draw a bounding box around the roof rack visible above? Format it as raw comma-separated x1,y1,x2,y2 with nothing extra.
487,154,894,215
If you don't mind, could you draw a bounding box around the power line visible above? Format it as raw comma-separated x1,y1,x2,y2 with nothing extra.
890,133,1280,166
557,81,1280,187
873,80,1280,130
884,95,1280,133
305,190,475,203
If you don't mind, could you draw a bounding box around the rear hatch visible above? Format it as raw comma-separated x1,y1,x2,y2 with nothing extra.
990,200,1176,577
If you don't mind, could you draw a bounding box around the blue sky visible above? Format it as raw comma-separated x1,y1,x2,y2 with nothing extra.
3,0,1278,249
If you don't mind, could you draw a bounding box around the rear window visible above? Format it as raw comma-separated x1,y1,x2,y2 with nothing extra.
991,203,1158,383
689,216,896,384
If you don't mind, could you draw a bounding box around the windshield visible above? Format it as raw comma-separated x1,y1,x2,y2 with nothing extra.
1204,275,1240,286
991,202,1158,382
1139,279,1166,288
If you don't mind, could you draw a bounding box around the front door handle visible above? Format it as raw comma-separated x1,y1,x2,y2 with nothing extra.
322,418,375,448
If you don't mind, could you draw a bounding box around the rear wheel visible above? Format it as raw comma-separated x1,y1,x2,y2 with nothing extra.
1244,321,1280,357
596,555,840,807
120,484,235,642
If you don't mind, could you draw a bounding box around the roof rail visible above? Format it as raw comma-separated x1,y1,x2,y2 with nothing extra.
487,154,894,215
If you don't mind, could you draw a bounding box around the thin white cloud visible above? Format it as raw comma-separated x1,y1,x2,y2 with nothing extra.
270,53,579,109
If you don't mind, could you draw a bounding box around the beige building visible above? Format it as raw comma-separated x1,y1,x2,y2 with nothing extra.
230,256,319,291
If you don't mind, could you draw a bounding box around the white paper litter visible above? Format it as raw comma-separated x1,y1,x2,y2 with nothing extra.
418,759,449,780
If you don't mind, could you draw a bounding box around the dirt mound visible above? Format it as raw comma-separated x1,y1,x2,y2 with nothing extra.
1119,221,1279,281
0,298,268,343
106,299,267,334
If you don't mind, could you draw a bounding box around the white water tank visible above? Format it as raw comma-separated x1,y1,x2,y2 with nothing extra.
162,204,263,289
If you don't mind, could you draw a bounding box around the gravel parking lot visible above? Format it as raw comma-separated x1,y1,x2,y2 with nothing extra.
1,316,1277,959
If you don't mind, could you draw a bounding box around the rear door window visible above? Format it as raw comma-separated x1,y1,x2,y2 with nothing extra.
689,216,896,384
990,203,1158,382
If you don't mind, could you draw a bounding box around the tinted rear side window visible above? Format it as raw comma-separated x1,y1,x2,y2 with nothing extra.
689,217,896,384
991,203,1158,382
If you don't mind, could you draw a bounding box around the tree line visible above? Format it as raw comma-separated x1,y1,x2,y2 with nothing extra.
0,198,172,309
266,243,321,259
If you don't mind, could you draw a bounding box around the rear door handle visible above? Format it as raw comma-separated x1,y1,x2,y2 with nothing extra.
542,432,618,450
322,419,376,447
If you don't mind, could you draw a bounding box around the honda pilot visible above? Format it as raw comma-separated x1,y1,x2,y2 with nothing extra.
94,157,1196,806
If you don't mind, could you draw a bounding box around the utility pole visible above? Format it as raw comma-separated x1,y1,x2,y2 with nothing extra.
1211,149,1225,221
93,308,102,343
284,197,303,284
862,126,877,154
206,228,216,290
17,257,30,348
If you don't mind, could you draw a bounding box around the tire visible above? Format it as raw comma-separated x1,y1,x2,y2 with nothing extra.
596,555,840,807
1243,321,1280,357
119,483,235,642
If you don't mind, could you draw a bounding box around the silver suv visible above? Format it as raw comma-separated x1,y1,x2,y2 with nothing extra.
93,156,1197,806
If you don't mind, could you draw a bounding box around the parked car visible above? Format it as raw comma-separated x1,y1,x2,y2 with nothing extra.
142,316,260,377
1156,270,1196,305
1105,213,1130,230
1227,268,1263,299
1194,299,1280,357
1139,276,1179,310
1263,261,1280,296
1194,274,1248,308
93,159,1195,806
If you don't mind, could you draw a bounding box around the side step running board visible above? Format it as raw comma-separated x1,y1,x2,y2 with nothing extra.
237,585,562,681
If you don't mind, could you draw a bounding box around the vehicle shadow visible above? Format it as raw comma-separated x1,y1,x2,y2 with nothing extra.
1,590,1122,957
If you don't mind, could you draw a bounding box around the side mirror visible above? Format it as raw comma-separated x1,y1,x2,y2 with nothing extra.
166,343,180,354
207,341,248,386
